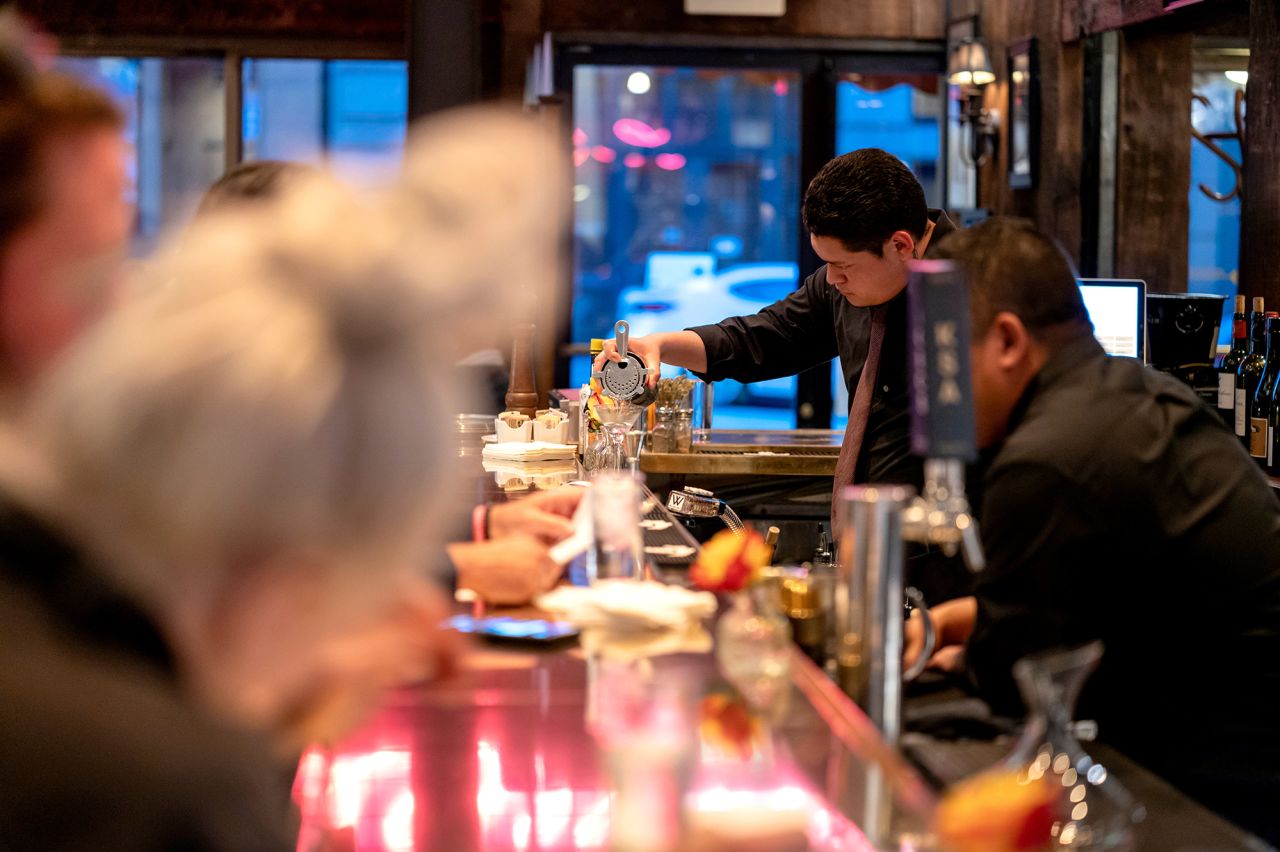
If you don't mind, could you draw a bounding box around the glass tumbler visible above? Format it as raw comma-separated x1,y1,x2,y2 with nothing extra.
587,470,644,584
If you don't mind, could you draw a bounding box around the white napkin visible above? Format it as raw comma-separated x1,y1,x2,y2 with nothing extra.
482,440,577,462
537,580,717,632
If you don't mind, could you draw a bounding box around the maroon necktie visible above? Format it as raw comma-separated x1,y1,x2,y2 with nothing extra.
831,304,887,532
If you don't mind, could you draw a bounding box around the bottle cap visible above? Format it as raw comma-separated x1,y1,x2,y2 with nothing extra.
1254,297,1266,312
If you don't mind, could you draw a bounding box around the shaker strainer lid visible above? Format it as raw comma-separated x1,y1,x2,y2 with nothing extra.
593,320,656,405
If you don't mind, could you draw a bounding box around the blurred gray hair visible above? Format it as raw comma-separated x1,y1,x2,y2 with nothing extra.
29,107,566,607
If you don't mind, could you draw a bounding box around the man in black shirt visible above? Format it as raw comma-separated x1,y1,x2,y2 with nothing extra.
912,218,1280,843
596,148,955,489
595,149,967,601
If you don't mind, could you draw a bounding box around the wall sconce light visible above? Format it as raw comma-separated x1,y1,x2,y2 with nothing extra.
948,37,999,167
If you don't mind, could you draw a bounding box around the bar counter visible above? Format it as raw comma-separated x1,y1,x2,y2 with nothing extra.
291,604,1266,851
331,439,1271,850
640,429,840,478
293,630,938,850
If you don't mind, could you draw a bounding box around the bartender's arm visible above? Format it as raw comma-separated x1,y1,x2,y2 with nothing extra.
593,330,708,386
593,268,838,387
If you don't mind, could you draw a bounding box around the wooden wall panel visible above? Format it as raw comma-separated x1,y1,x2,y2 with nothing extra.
1113,27,1192,292
1239,0,1280,308
1041,40,1084,262
541,0,944,41
974,0,1084,264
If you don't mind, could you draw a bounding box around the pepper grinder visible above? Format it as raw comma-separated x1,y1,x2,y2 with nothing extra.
505,323,539,418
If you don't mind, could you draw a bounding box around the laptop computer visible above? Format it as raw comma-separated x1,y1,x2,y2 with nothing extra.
1077,278,1146,361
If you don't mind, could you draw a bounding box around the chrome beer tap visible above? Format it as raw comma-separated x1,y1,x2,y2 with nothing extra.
835,259,986,748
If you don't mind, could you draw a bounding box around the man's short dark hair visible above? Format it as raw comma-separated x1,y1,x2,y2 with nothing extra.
930,217,1091,336
196,160,313,218
801,148,928,256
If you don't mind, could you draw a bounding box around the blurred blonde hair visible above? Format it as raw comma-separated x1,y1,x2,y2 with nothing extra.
29,106,566,609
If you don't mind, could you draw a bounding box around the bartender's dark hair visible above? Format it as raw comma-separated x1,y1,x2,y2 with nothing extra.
802,148,928,256
930,217,1092,336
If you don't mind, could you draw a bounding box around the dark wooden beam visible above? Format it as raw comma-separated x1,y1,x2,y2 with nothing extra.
1239,0,1280,308
1062,0,1166,40
1033,0,1084,264
1113,26,1191,292
17,0,405,43
1061,0,1245,41
408,0,480,120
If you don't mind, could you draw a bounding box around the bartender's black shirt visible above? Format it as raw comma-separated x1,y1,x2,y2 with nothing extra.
685,209,972,602
687,209,958,489
967,333,1280,842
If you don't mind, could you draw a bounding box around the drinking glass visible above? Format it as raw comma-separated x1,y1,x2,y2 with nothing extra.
587,656,698,852
595,403,643,470
588,470,644,584
690,380,714,443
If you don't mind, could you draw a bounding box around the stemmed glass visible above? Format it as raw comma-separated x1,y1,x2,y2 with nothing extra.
595,403,642,470
1001,642,1145,849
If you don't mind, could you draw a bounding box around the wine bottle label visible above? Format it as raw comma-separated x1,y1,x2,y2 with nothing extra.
1250,417,1268,458
1218,373,1235,409
1235,390,1247,436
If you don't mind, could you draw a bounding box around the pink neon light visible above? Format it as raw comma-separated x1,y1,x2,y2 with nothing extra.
773,78,789,97
655,153,687,171
573,148,591,168
572,128,588,147
591,145,617,164
612,118,672,149
623,153,646,169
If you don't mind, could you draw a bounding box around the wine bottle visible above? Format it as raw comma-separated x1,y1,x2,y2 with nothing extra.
1249,314,1280,465
1217,295,1248,427
1236,297,1266,446
1269,362,1280,476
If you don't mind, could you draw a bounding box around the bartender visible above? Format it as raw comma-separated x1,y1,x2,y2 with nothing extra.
908,218,1280,844
595,148,965,600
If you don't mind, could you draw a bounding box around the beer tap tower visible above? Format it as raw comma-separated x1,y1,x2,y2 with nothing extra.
835,259,986,746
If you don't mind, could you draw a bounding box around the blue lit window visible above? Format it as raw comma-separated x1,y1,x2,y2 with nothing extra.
242,59,408,185
1189,63,1247,347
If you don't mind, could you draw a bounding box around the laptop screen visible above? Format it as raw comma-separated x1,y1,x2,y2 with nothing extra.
1077,278,1146,360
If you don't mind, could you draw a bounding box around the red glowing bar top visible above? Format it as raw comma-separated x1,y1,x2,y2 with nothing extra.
294,641,934,851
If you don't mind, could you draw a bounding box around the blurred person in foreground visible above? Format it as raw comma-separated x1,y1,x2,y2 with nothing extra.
194,159,316,218
0,23,130,405
904,218,1280,842
194,151,583,607
0,107,566,850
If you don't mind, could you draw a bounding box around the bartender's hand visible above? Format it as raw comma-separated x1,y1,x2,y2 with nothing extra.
448,535,563,605
903,596,978,672
486,485,584,544
594,333,665,388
